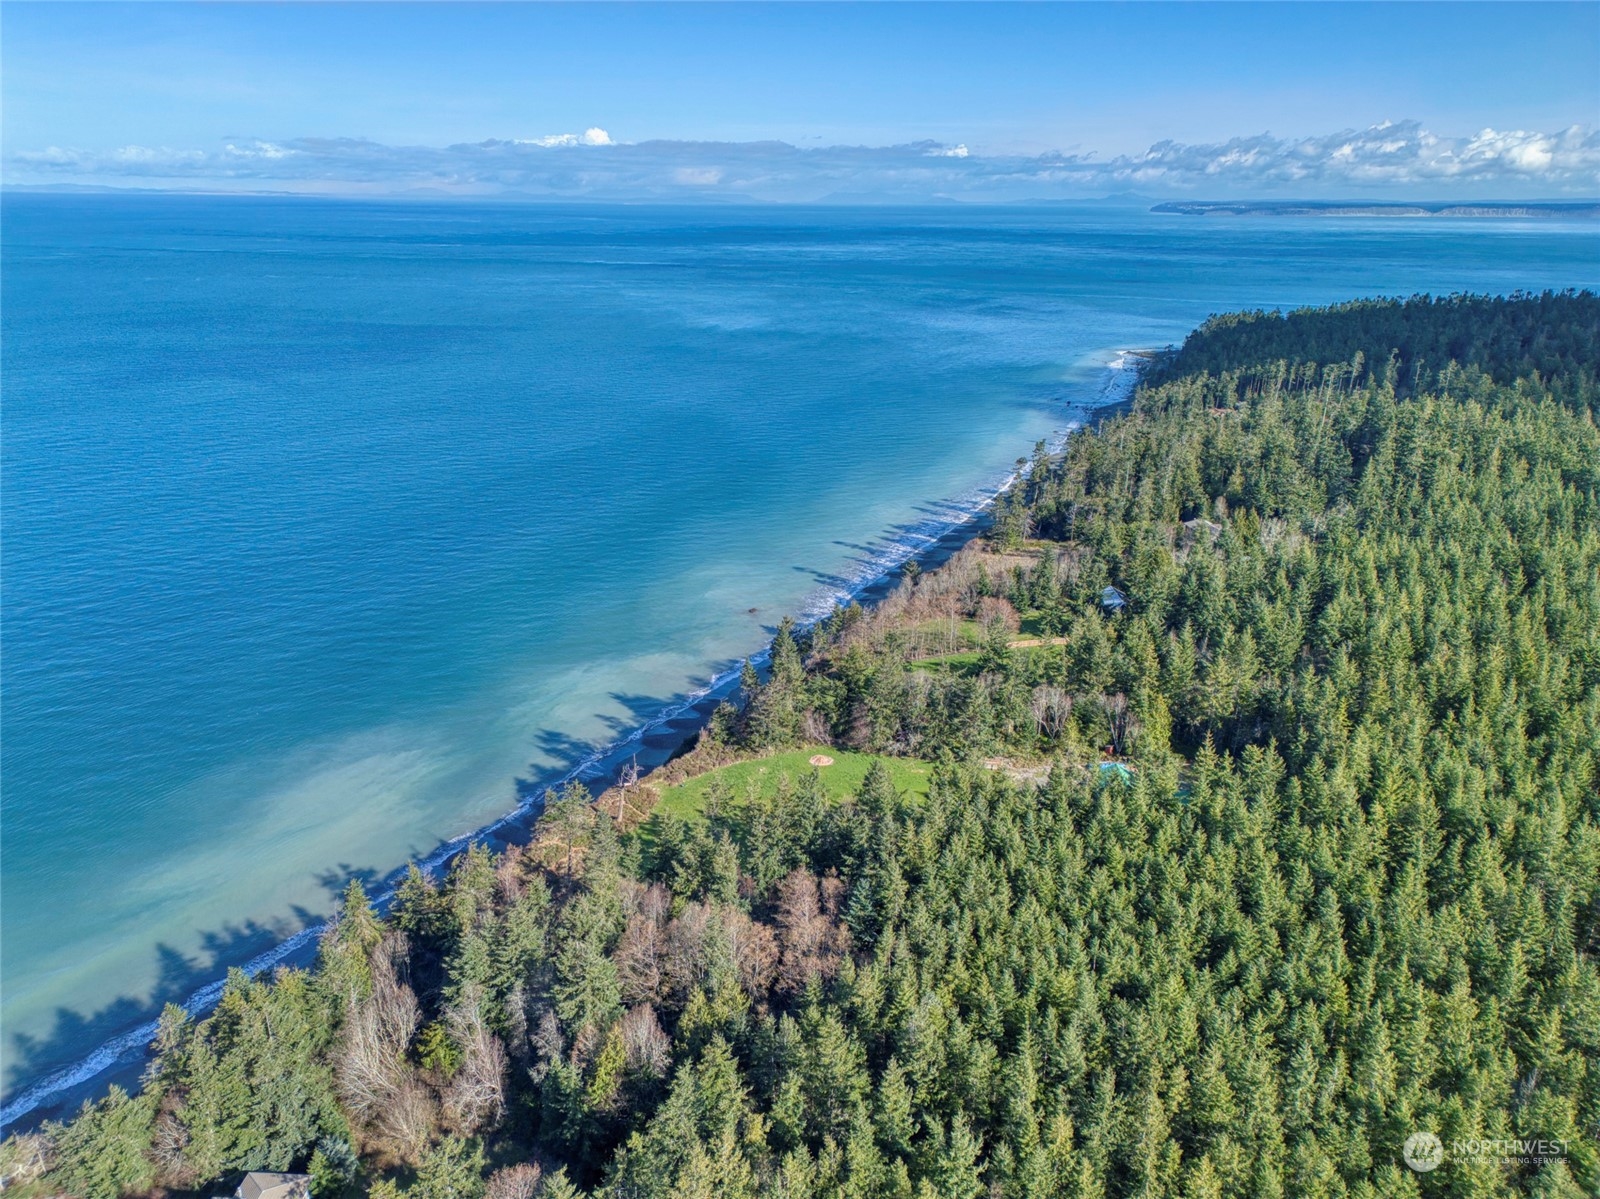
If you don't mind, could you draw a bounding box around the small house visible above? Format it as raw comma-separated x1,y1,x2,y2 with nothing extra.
1100,585,1128,612
236,1173,311,1199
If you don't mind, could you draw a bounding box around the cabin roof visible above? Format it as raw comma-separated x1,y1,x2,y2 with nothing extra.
238,1172,311,1199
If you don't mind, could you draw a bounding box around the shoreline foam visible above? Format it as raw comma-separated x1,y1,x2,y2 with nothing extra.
0,349,1144,1130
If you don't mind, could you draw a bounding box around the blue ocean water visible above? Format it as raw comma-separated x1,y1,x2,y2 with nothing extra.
2,196,1595,1114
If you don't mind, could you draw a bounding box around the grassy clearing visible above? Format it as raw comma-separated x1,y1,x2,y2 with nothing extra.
653,747,935,823
909,650,983,676
1017,611,1051,637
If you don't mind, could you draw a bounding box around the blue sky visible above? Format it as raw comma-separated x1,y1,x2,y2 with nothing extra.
5,2,1597,200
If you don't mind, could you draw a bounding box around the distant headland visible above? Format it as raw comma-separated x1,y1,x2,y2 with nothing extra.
1152,199,1600,218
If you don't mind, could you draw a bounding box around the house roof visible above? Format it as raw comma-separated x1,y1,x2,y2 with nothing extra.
238,1172,311,1199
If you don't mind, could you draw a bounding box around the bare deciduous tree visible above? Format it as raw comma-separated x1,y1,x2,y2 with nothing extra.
662,902,713,1005
149,1110,193,1188
486,1163,543,1199
1030,685,1072,739
443,992,508,1136
483,1158,540,1197
720,907,778,999
618,1004,671,1079
495,848,526,905
775,868,849,994
385,1080,439,1162
977,595,1021,633
337,933,428,1156
529,1009,564,1072
0,1132,51,1188
614,885,671,1007
819,871,848,920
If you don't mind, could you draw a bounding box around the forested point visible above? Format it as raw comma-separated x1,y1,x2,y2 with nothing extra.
1153,291,1599,411
4,291,1597,1199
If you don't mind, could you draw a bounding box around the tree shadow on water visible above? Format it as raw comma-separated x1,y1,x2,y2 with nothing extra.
312,862,386,902
3,918,298,1127
511,672,744,814
791,506,993,600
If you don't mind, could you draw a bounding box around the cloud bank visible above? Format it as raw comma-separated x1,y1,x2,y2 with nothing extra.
9,121,1597,201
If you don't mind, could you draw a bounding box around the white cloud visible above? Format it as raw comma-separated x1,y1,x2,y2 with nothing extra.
1116,121,1599,190
14,146,80,165
224,141,294,160
513,127,615,149
1462,127,1557,173
8,121,1596,200
110,145,206,166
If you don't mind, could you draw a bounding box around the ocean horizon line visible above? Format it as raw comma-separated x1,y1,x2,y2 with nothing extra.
7,185,1600,211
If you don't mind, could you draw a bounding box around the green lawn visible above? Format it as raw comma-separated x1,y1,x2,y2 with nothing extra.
1017,611,1052,637
908,650,983,675
652,746,935,823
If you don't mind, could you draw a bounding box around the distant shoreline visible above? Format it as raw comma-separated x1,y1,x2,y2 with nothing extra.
9,188,1599,220
1152,200,1600,219
0,350,1150,1132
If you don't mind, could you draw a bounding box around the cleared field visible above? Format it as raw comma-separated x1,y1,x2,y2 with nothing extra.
909,650,983,675
652,746,935,822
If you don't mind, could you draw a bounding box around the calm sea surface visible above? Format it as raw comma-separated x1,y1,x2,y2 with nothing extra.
3,196,1595,1106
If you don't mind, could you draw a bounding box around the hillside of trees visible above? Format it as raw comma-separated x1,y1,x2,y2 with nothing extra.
4,291,1597,1199
1154,291,1599,413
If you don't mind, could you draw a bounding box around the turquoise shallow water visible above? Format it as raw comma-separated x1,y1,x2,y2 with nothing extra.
2,196,1596,1112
